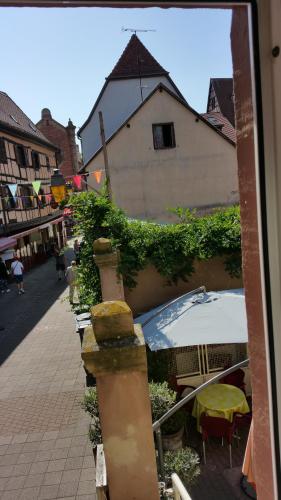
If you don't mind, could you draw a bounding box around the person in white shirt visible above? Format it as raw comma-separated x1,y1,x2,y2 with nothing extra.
11,256,25,295
65,260,78,304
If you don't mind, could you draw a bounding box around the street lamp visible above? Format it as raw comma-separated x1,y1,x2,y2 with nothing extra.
50,168,66,203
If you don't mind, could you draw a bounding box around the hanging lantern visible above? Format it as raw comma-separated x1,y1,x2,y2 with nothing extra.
50,169,66,203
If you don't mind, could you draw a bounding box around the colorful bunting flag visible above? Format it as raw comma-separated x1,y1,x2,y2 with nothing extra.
45,194,52,203
93,170,102,184
51,185,66,203
32,181,41,195
38,195,42,201
7,184,17,199
72,175,82,190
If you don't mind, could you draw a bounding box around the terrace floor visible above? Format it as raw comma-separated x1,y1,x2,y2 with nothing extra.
186,416,255,500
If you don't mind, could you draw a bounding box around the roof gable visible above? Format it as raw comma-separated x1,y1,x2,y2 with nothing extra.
80,83,235,172
0,91,56,149
208,78,235,126
108,34,168,80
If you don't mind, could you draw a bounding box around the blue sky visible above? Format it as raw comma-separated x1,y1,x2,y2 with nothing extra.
1,7,232,130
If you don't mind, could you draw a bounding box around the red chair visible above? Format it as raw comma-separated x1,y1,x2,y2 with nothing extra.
200,412,236,468
233,411,252,443
220,368,246,394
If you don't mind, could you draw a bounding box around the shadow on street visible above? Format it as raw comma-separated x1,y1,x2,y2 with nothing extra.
0,255,71,365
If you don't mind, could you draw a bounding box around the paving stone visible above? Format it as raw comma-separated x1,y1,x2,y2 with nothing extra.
43,470,63,486
17,452,37,464
38,483,60,499
77,480,96,495
19,486,41,499
5,475,26,490
0,454,19,466
61,468,81,483
12,463,32,477
50,448,69,460
57,479,79,498
68,447,85,458
24,473,44,488
1,490,21,500
64,457,83,470
0,466,14,478
11,435,28,445
0,477,9,491
80,468,95,482
46,459,66,472
29,461,49,475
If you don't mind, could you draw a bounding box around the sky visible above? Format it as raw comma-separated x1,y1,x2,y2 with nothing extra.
0,7,233,132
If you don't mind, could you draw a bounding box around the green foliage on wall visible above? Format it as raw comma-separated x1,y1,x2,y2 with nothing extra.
71,192,241,310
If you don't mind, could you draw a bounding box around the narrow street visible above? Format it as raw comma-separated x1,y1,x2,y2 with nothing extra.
0,253,96,500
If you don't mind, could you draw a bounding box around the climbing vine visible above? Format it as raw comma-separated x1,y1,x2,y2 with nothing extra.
71,192,241,310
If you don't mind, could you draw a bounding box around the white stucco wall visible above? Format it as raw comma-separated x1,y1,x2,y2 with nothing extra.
79,76,179,164
86,87,238,222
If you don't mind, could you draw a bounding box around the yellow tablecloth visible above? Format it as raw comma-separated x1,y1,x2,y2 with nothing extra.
192,383,250,431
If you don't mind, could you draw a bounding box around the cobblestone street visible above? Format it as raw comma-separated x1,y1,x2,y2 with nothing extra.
0,253,96,500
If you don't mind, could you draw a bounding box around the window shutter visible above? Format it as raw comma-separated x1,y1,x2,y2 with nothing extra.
23,148,29,167
0,138,7,163
15,145,22,166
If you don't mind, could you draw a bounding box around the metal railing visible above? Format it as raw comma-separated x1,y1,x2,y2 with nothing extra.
171,473,193,500
153,358,249,478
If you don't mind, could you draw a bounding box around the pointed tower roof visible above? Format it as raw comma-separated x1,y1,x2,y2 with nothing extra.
107,34,169,80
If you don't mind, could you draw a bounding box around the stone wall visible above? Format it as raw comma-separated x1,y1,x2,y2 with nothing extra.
124,256,243,315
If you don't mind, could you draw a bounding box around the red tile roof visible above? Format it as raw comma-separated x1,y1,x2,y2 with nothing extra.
202,111,236,143
0,91,56,148
108,34,169,80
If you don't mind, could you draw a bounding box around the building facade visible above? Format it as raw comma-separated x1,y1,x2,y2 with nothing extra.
78,34,185,165
36,108,81,178
0,92,65,269
82,84,238,222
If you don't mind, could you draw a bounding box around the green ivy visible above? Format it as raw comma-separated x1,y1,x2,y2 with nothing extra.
70,192,241,310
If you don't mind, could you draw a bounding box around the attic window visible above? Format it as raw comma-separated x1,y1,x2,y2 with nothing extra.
152,123,175,150
29,123,37,132
10,114,19,124
207,116,224,131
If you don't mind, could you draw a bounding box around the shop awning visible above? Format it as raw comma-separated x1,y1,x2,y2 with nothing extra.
0,237,17,252
135,288,248,351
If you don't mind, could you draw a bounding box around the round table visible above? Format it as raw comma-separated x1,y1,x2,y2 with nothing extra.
193,383,250,431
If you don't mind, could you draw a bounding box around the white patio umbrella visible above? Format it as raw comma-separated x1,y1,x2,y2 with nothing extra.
135,288,248,351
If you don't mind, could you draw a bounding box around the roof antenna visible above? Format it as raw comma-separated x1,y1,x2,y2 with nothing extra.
121,27,156,35
121,27,156,102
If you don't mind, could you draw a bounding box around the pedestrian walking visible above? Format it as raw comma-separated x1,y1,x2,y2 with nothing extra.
54,246,66,280
65,260,78,304
0,257,10,294
74,239,80,257
11,256,25,295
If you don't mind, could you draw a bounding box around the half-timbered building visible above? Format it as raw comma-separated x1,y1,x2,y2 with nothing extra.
0,91,65,269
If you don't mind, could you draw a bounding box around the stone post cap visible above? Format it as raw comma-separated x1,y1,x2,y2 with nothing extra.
93,238,113,255
91,301,134,342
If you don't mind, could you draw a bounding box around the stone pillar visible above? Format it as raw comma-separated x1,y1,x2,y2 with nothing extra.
93,238,125,302
82,300,159,500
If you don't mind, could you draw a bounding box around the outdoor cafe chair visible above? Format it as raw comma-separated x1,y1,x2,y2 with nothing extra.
220,368,246,394
233,411,252,444
200,412,236,468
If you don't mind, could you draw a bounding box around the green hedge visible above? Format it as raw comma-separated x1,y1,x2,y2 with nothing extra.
71,192,241,310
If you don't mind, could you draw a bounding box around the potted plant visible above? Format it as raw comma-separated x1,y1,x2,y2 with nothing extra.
82,388,102,451
163,447,200,487
149,382,186,450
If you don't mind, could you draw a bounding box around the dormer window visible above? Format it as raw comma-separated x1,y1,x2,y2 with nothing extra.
10,114,19,124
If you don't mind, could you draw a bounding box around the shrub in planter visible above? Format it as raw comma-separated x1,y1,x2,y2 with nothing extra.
149,381,185,433
162,409,186,436
82,388,102,448
163,447,200,486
